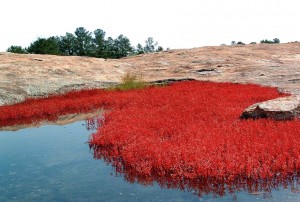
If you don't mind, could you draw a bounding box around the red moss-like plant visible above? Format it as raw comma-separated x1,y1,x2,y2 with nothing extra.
87,82,300,196
1,81,300,196
0,89,126,127
91,143,300,197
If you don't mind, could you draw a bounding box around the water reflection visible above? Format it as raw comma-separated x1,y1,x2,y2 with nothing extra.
0,119,203,202
85,116,105,131
90,145,300,198
86,117,300,199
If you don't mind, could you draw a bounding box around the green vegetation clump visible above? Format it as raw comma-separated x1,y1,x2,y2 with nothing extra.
229,38,280,45
7,27,164,59
260,38,280,44
231,41,245,45
6,45,27,54
111,73,147,91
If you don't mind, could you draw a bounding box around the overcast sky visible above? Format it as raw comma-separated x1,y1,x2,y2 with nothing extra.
1,0,300,52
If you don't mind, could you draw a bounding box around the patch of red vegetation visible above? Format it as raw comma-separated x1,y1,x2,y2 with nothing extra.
1,81,300,196
87,82,300,195
0,89,124,127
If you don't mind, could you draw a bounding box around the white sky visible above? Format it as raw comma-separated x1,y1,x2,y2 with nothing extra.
1,0,300,51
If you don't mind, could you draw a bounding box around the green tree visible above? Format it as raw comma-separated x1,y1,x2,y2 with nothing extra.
93,29,106,58
144,37,158,53
6,45,27,54
27,36,61,55
260,39,272,44
260,38,280,44
156,46,164,52
113,35,133,58
102,37,115,58
59,33,77,55
273,38,280,44
7,27,164,59
74,27,93,56
134,39,163,55
135,43,144,54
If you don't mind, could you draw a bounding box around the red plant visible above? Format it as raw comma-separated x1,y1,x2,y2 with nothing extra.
1,81,300,196
88,82,300,194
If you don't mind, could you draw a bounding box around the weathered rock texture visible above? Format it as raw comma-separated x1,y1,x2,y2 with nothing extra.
0,42,300,106
241,95,300,120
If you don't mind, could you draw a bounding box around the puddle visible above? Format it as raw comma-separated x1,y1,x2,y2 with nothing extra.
0,120,200,201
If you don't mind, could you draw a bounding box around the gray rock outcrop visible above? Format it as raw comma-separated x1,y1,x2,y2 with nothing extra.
240,95,300,120
1,42,300,106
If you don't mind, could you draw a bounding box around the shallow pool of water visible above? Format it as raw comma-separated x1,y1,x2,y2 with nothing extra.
1,120,300,202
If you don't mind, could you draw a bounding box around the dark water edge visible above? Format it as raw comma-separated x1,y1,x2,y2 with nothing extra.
1,121,300,202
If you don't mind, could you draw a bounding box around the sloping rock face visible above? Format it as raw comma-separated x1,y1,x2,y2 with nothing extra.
241,95,300,120
0,54,124,105
0,42,300,106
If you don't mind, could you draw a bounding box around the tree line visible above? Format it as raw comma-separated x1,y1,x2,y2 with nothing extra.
230,38,280,46
7,27,164,59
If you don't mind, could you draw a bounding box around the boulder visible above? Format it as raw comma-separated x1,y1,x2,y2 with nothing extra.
240,95,300,120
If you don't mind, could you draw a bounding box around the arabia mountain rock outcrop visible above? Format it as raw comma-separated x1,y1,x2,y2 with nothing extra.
1,43,300,119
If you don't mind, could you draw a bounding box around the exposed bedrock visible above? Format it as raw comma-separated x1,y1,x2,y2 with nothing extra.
0,43,300,114
241,95,300,120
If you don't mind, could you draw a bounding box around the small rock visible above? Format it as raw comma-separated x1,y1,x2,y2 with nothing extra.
240,95,300,120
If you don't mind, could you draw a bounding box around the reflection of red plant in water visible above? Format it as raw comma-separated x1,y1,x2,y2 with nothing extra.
86,116,105,131
1,81,300,197
92,145,300,197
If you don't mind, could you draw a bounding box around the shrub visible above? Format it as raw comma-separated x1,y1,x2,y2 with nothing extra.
111,73,147,91
260,38,280,44
273,38,280,44
6,45,27,54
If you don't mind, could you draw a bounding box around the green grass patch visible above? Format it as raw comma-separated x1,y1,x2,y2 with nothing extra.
109,73,147,91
